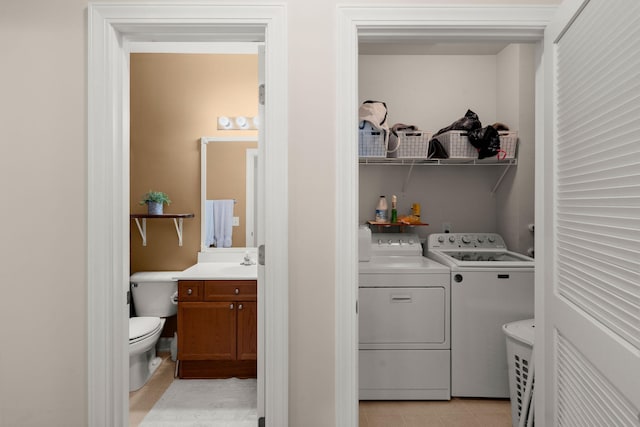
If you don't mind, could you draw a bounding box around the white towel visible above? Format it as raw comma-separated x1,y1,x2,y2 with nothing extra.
207,199,234,248
205,200,216,247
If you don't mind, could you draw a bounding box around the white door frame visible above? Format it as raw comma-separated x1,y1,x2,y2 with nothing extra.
246,148,258,247
87,4,288,427
335,6,556,426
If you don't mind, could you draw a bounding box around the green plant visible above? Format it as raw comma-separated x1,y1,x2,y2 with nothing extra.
139,190,171,206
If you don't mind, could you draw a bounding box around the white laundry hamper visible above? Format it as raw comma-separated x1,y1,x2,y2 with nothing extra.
503,319,535,427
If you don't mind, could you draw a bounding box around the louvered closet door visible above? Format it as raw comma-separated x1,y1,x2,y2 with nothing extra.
544,0,640,426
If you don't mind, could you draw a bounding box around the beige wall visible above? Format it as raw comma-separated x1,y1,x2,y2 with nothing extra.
0,1,560,426
130,54,258,272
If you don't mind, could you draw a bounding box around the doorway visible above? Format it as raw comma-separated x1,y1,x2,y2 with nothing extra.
128,48,259,424
88,4,288,427
335,5,555,425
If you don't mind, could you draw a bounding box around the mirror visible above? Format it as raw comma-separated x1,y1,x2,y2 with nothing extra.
201,137,258,250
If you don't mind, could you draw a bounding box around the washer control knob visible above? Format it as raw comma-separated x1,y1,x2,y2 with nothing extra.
462,236,471,244
488,236,496,243
449,236,456,243
477,236,484,243
378,239,383,245
399,239,404,245
408,239,414,245
454,274,463,283
388,239,393,245
437,236,445,243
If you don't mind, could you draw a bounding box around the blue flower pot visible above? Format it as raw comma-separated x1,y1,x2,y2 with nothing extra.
148,201,163,215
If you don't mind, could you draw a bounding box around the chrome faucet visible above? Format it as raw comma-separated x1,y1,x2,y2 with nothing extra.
241,252,255,266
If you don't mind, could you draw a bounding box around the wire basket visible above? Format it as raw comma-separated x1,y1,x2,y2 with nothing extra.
504,319,535,427
435,130,518,159
359,129,387,158
500,131,519,158
392,130,432,159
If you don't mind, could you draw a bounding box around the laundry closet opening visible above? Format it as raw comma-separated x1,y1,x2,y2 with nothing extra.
358,40,536,249
356,36,537,419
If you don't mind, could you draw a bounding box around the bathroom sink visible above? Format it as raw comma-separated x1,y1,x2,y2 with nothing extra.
211,263,258,277
177,262,258,280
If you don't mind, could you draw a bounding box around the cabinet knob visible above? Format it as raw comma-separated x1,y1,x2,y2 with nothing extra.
235,288,240,295
230,303,234,310
187,288,193,295
238,304,243,310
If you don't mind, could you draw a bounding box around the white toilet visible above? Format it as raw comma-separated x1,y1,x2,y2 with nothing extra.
129,271,180,392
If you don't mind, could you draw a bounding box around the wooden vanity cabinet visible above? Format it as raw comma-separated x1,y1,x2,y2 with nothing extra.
177,280,257,379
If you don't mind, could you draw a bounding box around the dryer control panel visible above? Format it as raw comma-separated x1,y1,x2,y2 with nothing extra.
427,233,506,250
370,233,422,257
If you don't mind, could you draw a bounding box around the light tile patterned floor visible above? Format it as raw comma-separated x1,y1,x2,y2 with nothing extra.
129,352,176,427
359,399,512,427
131,353,513,427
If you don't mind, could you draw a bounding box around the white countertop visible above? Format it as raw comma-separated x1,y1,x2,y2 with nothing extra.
176,262,257,280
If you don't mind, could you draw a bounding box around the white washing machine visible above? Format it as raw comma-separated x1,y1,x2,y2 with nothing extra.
359,231,450,400
426,233,534,398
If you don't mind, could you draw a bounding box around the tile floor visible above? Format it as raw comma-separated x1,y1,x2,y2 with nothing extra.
359,399,512,427
129,352,176,427
130,353,513,427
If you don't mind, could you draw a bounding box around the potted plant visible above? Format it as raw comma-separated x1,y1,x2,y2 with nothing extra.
140,190,171,215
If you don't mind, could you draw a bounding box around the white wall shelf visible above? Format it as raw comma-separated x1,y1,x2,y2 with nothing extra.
358,158,517,166
130,213,195,246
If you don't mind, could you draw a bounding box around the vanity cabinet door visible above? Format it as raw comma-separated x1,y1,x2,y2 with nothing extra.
236,301,258,361
178,301,237,361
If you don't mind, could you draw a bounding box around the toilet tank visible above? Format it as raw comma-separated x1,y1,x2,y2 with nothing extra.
130,271,180,317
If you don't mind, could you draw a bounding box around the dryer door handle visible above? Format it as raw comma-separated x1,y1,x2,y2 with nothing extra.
390,294,412,303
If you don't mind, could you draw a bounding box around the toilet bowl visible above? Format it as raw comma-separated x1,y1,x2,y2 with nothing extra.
129,271,180,392
129,317,166,391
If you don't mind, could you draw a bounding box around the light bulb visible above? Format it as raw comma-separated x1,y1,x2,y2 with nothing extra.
235,116,248,128
218,116,231,129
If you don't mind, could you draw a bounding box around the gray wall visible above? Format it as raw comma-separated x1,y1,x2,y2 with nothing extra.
359,47,536,253
496,44,537,255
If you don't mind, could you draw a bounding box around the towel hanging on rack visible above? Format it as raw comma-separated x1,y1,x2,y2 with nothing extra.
205,199,234,248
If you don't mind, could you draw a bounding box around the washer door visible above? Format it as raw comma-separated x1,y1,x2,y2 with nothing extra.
359,287,446,349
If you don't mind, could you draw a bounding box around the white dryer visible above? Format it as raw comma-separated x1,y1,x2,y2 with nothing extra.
426,233,534,398
359,232,450,400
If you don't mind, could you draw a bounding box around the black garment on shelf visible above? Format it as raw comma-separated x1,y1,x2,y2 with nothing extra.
433,109,482,137
468,125,501,159
429,109,482,159
428,139,449,159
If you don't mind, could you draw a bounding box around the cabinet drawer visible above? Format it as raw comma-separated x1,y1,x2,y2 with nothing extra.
178,281,203,301
204,280,256,301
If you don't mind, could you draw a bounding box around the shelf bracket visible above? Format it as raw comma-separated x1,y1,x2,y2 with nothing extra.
173,218,184,246
131,214,192,246
134,218,147,246
491,164,513,194
401,160,416,193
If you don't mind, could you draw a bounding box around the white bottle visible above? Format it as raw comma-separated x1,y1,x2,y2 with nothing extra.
375,196,388,222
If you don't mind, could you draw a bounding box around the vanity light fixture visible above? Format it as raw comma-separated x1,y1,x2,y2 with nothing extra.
217,115,259,130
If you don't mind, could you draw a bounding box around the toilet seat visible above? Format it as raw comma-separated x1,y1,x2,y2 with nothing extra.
129,316,162,344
